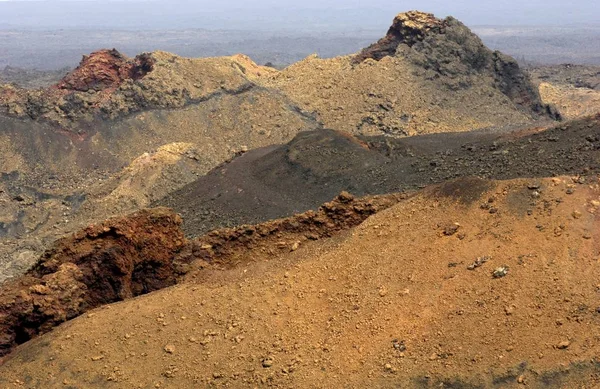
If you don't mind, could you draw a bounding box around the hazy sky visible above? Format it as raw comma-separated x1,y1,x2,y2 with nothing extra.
0,0,598,30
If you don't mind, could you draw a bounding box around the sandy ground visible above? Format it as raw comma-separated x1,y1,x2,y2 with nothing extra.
0,175,598,388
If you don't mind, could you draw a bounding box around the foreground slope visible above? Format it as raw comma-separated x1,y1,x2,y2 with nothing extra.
260,11,557,136
1,176,598,388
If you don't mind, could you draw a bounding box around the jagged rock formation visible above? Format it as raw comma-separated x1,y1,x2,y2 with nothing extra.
0,208,185,358
260,11,559,136
57,49,154,92
353,11,447,63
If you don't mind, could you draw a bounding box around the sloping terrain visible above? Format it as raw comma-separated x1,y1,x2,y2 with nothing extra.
0,50,319,282
528,64,600,119
1,176,598,388
0,192,402,359
0,11,567,285
158,115,600,237
259,11,557,136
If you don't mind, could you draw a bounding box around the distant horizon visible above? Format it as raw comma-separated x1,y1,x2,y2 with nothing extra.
0,1,599,30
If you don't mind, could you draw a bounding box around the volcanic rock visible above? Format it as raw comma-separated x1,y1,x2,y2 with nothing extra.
260,11,558,137
0,207,185,358
57,49,154,92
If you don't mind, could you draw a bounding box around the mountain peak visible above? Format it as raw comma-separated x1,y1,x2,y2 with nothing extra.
354,11,447,63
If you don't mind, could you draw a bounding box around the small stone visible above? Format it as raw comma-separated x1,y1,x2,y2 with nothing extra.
467,256,490,270
566,188,574,195
164,344,175,354
91,355,104,361
291,242,300,251
443,223,460,236
378,287,388,297
517,375,526,384
572,210,582,219
492,266,509,278
262,356,274,368
337,191,354,203
392,339,406,351
384,363,393,371
557,341,570,349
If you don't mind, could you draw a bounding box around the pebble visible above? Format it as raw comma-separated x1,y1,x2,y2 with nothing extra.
572,210,582,219
164,344,175,354
557,341,570,349
262,356,274,368
492,266,509,278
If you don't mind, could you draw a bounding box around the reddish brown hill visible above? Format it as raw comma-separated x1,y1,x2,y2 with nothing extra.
57,49,154,93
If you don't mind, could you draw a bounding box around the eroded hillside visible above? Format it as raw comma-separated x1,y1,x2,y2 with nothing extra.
0,176,598,388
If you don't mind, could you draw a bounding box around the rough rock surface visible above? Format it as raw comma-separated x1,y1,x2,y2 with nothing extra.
57,49,154,93
353,11,447,63
260,11,558,136
355,11,557,118
0,207,185,358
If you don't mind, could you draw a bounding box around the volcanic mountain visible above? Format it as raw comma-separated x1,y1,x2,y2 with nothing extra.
0,51,318,281
258,11,559,136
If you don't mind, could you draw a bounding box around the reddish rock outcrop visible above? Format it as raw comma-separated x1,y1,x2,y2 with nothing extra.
179,192,405,269
57,49,154,92
0,207,185,359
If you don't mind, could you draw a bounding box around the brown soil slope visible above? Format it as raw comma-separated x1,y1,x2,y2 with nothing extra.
158,115,600,237
259,11,557,136
1,176,598,388
0,192,403,359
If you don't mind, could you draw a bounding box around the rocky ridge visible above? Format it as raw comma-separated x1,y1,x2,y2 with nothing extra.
0,192,402,359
